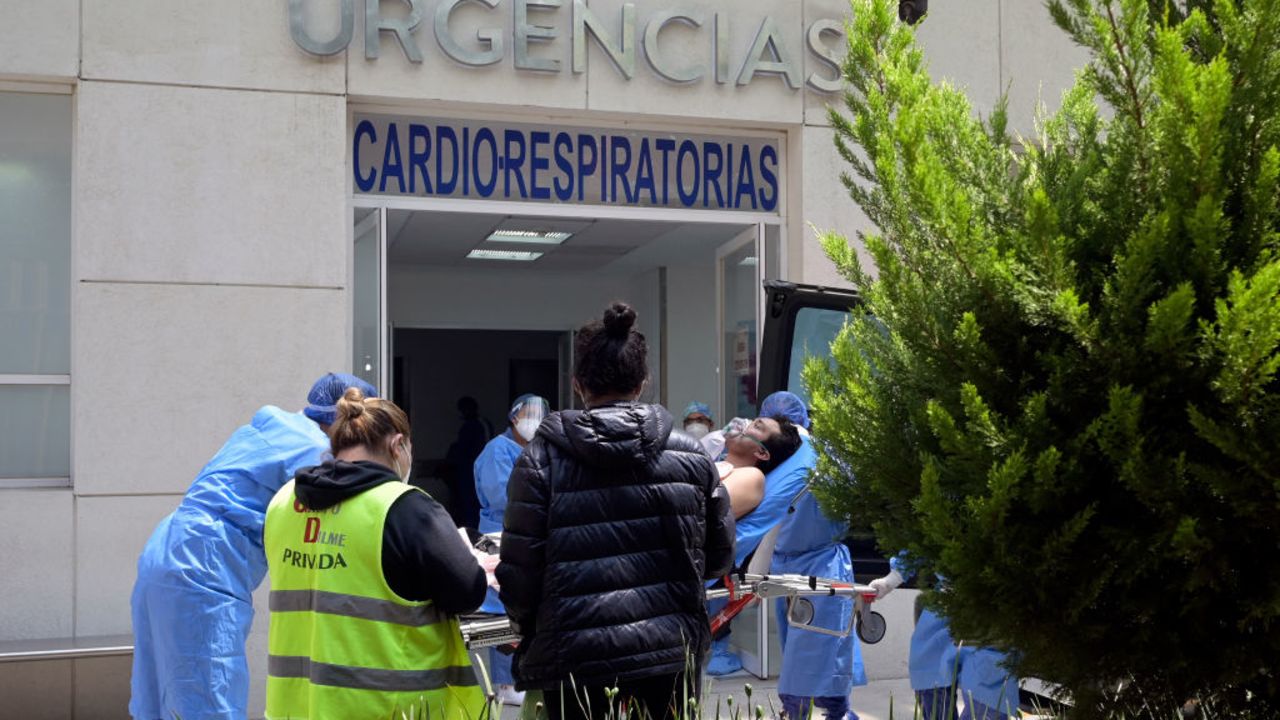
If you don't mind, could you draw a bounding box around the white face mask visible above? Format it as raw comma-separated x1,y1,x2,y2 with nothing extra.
515,418,540,441
684,423,711,440
393,440,412,484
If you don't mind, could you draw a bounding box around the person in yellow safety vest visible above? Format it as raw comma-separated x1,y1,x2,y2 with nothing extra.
264,387,488,720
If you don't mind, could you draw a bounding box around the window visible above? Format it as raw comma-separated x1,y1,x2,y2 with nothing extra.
0,90,72,488
785,306,849,408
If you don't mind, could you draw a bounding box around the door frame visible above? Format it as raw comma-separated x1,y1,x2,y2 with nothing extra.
350,196,787,414
351,206,390,395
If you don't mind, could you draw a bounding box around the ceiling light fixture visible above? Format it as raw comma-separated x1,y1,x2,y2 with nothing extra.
739,256,759,267
485,229,573,245
467,249,544,262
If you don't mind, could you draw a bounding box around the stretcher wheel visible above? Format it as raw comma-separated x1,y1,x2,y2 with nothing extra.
787,598,815,625
857,610,887,644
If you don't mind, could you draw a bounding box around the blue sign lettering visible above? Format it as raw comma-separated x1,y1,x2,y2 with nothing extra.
352,115,781,213
353,120,378,193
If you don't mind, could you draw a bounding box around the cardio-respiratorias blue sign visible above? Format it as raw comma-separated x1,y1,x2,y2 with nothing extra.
353,115,781,213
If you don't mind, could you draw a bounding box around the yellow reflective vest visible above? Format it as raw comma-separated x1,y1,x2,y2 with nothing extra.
264,479,485,720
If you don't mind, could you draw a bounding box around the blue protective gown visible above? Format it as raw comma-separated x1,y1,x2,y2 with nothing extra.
473,429,523,685
129,407,329,720
899,553,1019,719
733,435,818,569
958,646,1021,718
707,434,818,594
771,482,867,698
475,429,522,537
707,432,824,671
909,608,961,692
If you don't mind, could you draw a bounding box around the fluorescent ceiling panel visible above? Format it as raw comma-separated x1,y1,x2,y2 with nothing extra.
485,229,573,245
467,249,544,262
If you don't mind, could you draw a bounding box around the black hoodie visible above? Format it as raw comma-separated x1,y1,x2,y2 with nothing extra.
496,402,736,690
292,460,486,615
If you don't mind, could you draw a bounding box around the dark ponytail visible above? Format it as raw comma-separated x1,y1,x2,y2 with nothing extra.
574,301,648,399
602,303,636,340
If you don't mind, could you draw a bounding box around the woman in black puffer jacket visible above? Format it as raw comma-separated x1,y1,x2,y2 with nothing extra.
497,302,736,720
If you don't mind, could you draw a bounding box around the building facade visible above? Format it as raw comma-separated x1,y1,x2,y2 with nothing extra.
0,1,1085,716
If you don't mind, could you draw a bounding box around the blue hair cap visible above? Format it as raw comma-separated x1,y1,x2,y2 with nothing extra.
760,391,809,429
305,373,378,425
682,401,713,423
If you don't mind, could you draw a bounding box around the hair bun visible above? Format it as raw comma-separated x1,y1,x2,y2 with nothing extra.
337,386,367,421
602,302,636,339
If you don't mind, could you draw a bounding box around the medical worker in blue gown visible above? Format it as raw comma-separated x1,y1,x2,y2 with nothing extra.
474,393,549,706
762,392,867,720
706,393,817,676
129,373,376,720
871,560,1020,720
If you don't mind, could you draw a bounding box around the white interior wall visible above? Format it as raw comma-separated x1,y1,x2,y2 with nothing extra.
626,267,662,405
665,264,721,424
389,263,671,408
388,240,728,427
390,265,618,332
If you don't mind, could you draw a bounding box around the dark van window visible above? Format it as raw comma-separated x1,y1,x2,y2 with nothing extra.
786,307,849,405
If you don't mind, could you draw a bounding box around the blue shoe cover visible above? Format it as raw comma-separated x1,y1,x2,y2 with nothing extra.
706,648,744,676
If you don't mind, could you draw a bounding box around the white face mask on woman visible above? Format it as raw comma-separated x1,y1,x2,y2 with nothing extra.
393,440,413,484
516,418,540,441
684,422,711,440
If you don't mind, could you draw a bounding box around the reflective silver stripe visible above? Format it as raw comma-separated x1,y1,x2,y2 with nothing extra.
270,589,446,627
268,655,478,691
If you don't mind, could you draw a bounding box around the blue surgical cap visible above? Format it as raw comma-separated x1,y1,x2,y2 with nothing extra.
509,393,550,421
305,373,378,425
760,391,809,429
682,401,714,423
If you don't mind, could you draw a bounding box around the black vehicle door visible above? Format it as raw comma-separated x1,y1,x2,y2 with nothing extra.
756,280,890,583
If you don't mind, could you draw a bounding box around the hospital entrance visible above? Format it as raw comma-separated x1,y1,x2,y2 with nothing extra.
352,205,786,678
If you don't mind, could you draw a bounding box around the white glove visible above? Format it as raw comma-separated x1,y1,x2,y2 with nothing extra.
459,528,502,589
869,569,904,600
469,548,501,589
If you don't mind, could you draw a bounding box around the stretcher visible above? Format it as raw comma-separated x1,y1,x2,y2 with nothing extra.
459,572,887,651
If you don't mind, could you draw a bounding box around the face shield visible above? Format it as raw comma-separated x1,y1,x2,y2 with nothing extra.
510,394,550,441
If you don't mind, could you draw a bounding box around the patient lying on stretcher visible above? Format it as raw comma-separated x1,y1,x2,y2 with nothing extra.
713,415,803,519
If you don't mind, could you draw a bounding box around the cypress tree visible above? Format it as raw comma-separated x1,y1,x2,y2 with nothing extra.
808,0,1280,714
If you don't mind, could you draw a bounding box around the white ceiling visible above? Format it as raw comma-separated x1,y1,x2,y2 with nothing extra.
386,209,752,275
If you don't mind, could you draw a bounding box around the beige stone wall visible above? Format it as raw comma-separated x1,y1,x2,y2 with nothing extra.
0,0,79,80
0,0,1089,713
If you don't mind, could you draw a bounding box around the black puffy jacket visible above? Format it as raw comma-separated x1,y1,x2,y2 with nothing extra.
496,402,736,690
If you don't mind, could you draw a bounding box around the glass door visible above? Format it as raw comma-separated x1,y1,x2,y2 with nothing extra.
717,228,760,425
715,223,777,680
715,222,782,423
353,207,387,393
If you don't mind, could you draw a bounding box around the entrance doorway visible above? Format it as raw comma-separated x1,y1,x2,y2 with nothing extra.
351,203,784,678
353,206,782,418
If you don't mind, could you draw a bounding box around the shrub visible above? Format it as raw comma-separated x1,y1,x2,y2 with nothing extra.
806,0,1280,715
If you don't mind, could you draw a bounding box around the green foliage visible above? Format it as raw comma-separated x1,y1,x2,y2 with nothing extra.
808,0,1280,715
